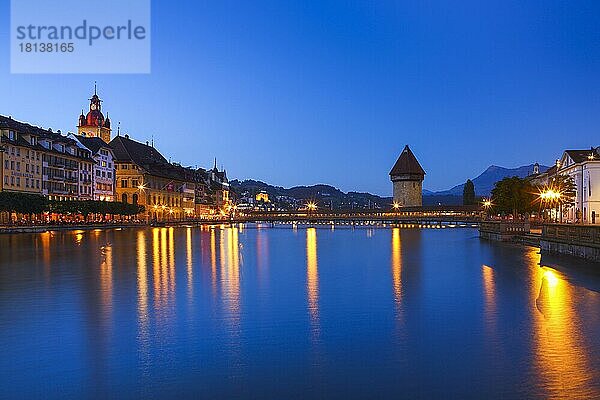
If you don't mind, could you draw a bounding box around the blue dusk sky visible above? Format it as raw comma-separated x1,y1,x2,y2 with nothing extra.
1,1,600,194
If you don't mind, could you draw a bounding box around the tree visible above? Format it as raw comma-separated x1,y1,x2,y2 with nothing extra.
538,174,577,223
0,192,49,214
491,176,536,218
463,179,476,205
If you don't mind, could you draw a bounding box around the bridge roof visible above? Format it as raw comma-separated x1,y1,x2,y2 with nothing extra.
390,145,425,177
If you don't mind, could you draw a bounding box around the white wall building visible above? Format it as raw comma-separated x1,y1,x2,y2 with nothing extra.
73,135,116,201
556,147,600,224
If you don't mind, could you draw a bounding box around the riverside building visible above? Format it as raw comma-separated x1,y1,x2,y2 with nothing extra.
528,147,600,224
109,134,195,221
72,135,116,201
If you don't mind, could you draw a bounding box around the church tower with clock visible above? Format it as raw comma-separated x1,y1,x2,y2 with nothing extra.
77,84,112,143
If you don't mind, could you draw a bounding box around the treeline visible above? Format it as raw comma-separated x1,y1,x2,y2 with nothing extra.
0,192,144,216
489,175,576,220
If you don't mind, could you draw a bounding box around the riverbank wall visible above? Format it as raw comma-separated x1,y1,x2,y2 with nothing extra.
478,221,531,242
480,221,600,262
541,224,600,262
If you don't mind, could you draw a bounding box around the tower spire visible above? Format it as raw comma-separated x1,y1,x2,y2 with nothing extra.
94,81,97,95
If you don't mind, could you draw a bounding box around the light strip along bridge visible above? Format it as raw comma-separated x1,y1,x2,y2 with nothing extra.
235,205,483,225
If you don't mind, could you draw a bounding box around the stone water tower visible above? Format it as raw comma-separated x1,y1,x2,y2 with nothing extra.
389,145,426,207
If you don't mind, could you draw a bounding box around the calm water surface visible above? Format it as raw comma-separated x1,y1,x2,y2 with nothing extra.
1,225,599,399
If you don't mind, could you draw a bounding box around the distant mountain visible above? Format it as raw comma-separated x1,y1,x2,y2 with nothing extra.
231,163,549,209
230,179,391,209
429,164,549,197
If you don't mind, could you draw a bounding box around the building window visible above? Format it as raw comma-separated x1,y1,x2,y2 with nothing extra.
121,179,128,188
132,193,138,205
122,193,128,203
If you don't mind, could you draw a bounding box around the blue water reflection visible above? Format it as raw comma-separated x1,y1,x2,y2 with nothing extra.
0,225,599,399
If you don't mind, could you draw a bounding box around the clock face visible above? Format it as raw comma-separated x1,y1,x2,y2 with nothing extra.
91,103,97,110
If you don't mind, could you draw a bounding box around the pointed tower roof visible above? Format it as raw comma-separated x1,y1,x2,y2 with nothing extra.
389,145,426,177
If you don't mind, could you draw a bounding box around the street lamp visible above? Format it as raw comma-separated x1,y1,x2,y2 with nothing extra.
393,202,400,212
481,198,492,220
539,187,562,223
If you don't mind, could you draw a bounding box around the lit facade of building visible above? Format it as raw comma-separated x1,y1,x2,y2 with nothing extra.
110,134,195,221
1,115,94,201
557,148,600,224
39,134,93,201
73,135,116,201
528,147,600,224
0,123,43,195
208,162,231,211
255,191,269,203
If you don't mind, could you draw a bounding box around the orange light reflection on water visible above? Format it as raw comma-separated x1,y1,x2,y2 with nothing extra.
525,247,597,398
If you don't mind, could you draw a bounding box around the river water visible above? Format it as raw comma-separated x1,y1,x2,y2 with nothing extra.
0,225,599,399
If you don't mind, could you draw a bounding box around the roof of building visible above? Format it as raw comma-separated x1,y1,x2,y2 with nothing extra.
109,135,208,183
564,148,598,163
389,145,426,176
109,134,168,164
76,135,111,155
0,114,55,136
0,115,92,160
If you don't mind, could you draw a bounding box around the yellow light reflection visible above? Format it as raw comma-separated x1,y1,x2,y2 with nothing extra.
152,228,162,308
210,227,217,295
391,228,402,311
221,227,240,316
186,227,193,302
528,248,596,398
168,227,175,294
306,228,319,333
99,243,113,316
40,231,51,277
137,230,148,332
482,265,496,333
